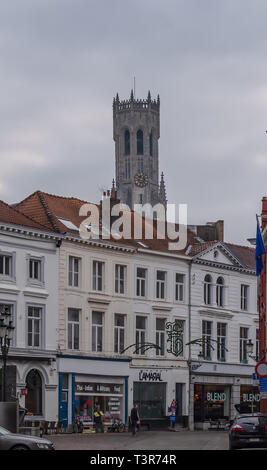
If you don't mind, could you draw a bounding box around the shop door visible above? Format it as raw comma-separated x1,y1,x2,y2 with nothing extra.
59,391,68,428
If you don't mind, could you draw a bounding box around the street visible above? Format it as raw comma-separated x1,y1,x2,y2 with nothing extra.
49,430,230,451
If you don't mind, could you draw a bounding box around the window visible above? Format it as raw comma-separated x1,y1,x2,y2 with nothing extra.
135,316,146,355
137,129,144,155
0,253,13,278
217,323,227,361
125,158,131,179
93,261,104,292
114,314,125,353
27,306,43,348
124,129,130,155
156,270,166,299
241,284,249,311
68,308,80,350
115,265,126,295
240,327,249,363
137,157,144,173
92,311,103,352
202,320,212,360
216,277,224,307
156,318,166,356
175,273,185,302
136,268,147,297
149,131,153,156
69,257,80,287
0,303,15,346
204,275,212,305
28,257,44,284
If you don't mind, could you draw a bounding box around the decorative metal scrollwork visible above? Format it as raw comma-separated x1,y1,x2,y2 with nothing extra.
166,320,184,357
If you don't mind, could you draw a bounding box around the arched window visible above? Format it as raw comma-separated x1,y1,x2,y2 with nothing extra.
137,129,144,155
124,129,130,155
204,274,212,305
149,131,153,156
216,277,224,307
25,369,43,416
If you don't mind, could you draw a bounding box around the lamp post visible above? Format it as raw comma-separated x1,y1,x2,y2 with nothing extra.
0,308,15,402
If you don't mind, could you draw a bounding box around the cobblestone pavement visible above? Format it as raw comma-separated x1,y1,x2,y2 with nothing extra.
48,430,230,451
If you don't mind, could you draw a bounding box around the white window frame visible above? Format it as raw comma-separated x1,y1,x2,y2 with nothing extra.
156,270,166,300
67,308,80,350
115,264,126,295
0,251,15,282
135,316,147,355
114,314,125,354
217,322,227,361
27,304,44,349
175,273,185,302
68,256,81,288
156,318,166,356
92,261,105,292
241,284,249,311
240,326,249,363
136,267,147,298
92,311,104,352
204,275,212,305
202,320,212,360
0,301,16,347
27,255,44,286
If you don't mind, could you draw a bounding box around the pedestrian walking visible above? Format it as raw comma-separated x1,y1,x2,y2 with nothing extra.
130,403,140,436
94,405,104,433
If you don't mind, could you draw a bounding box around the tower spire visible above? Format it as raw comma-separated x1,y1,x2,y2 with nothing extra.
159,172,167,208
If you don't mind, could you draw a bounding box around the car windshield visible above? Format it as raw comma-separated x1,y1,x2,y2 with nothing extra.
0,426,11,435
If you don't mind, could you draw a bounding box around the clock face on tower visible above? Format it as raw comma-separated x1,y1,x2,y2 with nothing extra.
134,173,148,188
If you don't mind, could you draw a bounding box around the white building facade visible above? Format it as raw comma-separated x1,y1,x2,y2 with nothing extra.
57,236,191,429
0,220,60,422
187,241,258,430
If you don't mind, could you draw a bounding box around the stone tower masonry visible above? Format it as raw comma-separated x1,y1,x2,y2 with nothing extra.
113,90,167,210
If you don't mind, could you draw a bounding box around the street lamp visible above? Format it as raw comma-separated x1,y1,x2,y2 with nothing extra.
0,308,15,401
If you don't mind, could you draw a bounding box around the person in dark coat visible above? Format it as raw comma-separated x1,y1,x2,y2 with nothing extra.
130,404,140,436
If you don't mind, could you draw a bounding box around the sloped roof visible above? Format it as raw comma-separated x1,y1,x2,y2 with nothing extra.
189,240,256,271
0,199,51,231
16,190,199,255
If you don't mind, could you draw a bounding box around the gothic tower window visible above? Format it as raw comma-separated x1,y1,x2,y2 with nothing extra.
125,158,131,179
149,131,153,156
124,129,130,155
137,157,144,173
137,129,144,155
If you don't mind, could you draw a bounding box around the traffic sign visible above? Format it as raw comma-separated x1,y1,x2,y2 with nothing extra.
255,361,267,378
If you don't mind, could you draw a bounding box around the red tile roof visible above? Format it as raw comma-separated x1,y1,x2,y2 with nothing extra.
0,199,50,231
16,190,199,255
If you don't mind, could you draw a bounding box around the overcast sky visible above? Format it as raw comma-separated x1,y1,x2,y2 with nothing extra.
1,0,267,244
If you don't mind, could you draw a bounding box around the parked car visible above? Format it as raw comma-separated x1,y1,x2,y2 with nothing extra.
0,425,55,450
229,414,267,450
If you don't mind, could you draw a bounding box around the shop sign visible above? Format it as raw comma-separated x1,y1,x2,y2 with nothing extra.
206,392,226,402
75,382,122,394
242,393,260,403
139,370,163,382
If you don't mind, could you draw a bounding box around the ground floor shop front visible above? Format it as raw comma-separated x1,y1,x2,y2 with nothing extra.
58,355,131,429
189,364,259,430
129,364,189,428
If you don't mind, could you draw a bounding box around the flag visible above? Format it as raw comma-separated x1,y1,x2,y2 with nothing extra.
255,219,266,276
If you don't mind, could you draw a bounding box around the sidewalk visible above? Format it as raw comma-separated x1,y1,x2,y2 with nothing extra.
48,429,229,450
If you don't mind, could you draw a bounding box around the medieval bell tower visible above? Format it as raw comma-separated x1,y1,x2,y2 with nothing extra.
113,90,167,210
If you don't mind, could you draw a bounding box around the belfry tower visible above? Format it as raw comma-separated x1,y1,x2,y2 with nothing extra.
113,90,167,210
